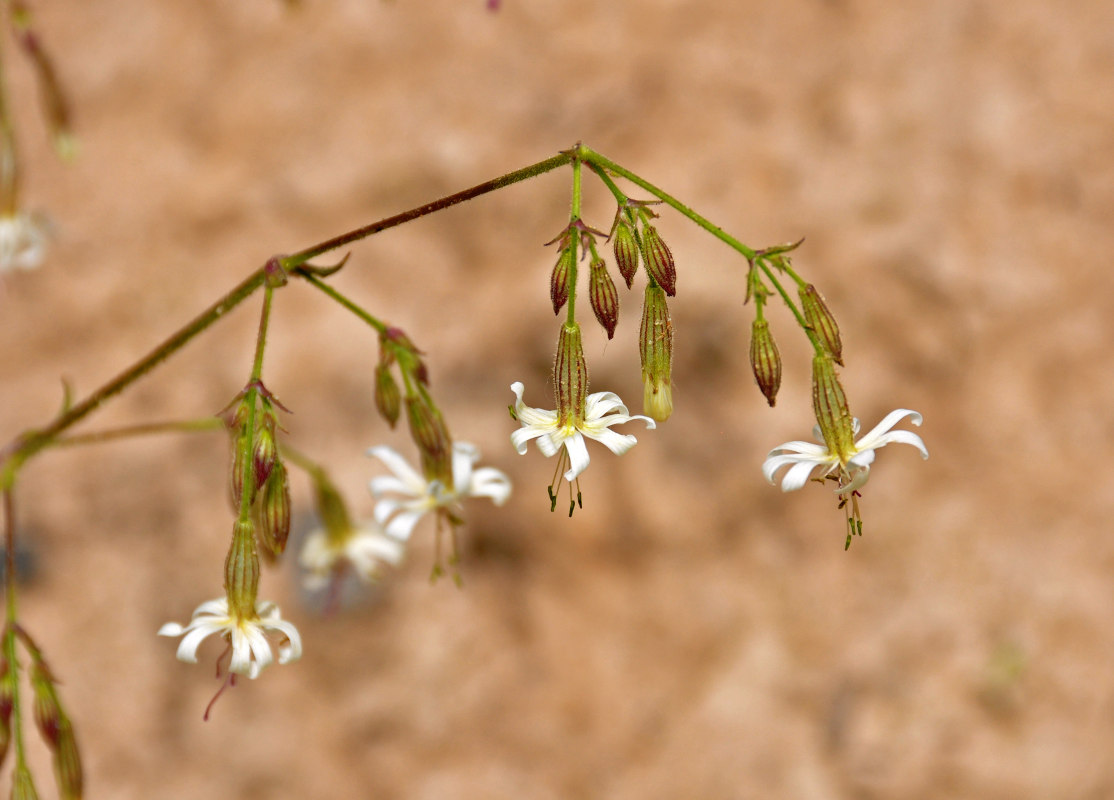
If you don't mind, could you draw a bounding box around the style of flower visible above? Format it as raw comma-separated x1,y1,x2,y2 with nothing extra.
299,519,405,590
158,597,302,680
0,212,49,273
762,408,928,496
368,441,512,541
509,381,655,483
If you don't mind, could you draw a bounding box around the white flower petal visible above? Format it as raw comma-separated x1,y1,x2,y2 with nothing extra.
561,433,591,481
468,466,512,505
368,446,427,494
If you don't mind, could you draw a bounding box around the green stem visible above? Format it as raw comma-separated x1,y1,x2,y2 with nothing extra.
283,152,573,268
298,272,387,334
236,286,275,524
2,490,27,769
566,155,583,325
53,417,224,448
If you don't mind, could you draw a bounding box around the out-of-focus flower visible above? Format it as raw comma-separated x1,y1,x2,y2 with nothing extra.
0,212,48,272
299,520,405,590
762,409,928,496
509,381,655,483
368,441,511,541
158,597,301,680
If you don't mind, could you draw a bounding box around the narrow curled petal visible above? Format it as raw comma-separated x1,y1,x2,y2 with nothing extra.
854,409,927,456
368,445,427,496
559,432,591,481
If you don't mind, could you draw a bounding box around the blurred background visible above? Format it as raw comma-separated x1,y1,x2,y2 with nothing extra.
1,0,1112,797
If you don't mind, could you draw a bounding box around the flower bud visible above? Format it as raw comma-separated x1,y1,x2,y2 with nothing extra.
550,247,573,315
312,473,352,547
54,724,82,800
639,285,674,421
588,258,619,339
640,224,676,296
405,395,452,485
0,657,12,770
29,659,60,749
258,461,291,562
252,419,277,489
800,283,843,365
811,355,855,462
11,765,38,800
374,363,401,428
225,519,261,620
553,321,588,426
749,318,782,407
612,220,639,288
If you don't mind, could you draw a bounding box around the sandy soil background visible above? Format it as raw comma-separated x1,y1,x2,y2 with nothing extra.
1,1,1112,797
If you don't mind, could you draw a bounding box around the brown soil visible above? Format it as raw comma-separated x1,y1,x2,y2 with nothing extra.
2,1,1112,797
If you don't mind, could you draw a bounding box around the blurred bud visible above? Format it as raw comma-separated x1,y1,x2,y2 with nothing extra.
225,519,261,620
588,258,619,339
312,473,353,547
374,363,401,428
612,220,639,288
550,247,573,315
811,355,855,461
799,284,843,365
639,285,674,421
258,461,291,562
749,318,782,407
29,659,60,749
553,322,588,426
640,224,676,296
54,724,82,800
10,4,74,164
405,395,452,484
11,765,38,800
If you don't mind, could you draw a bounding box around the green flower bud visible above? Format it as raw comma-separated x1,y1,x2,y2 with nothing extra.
612,220,639,288
811,355,854,462
258,461,291,562
54,724,82,800
312,472,353,547
374,362,401,428
11,765,38,800
0,656,12,770
749,318,782,407
252,419,277,489
800,283,843,365
639,285,674,421
553,321,588,427
405,395,452,485
550,247,573,315
640,224,676,296
588,257,619,339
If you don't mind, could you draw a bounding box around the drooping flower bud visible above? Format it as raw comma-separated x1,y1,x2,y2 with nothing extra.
749,318,782,407
258,461,291,562
588,258,619,339
553,321,588,427
612,220,639,288
405,395,452,485
639,285,674,421
229,425,250,510
252,417,278,489
11,765,38,800
640,224,677,296
225,519,261,620
550,247,573,315
374,362,401,428
29,659,60,748
799,283,843,365
54,724,82,800
28,654,82,800
0,656,12,770
811,355,855,462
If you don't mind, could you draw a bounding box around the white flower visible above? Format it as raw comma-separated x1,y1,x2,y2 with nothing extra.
0,212,49,272
763,408,928,495
158,597,302,680
299,520,405,590
509,381,655,482
368,441,512,540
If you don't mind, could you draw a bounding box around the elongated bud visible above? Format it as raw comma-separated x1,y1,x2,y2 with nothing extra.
800,284,843,365
29,659,60,748
553,322,588,426
10,4,75,163
612,220,639,288
811,355,855,462
225,519,261,619
0,657,12,770
405,395,452,484
313,474,353,547
374,363,401,427
253,420,277,489
550,248,573,314
54,725,82,800
258,461,291,561
588,258,620,339
640,224,676,296
639,285,674,421
749,319,782,407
